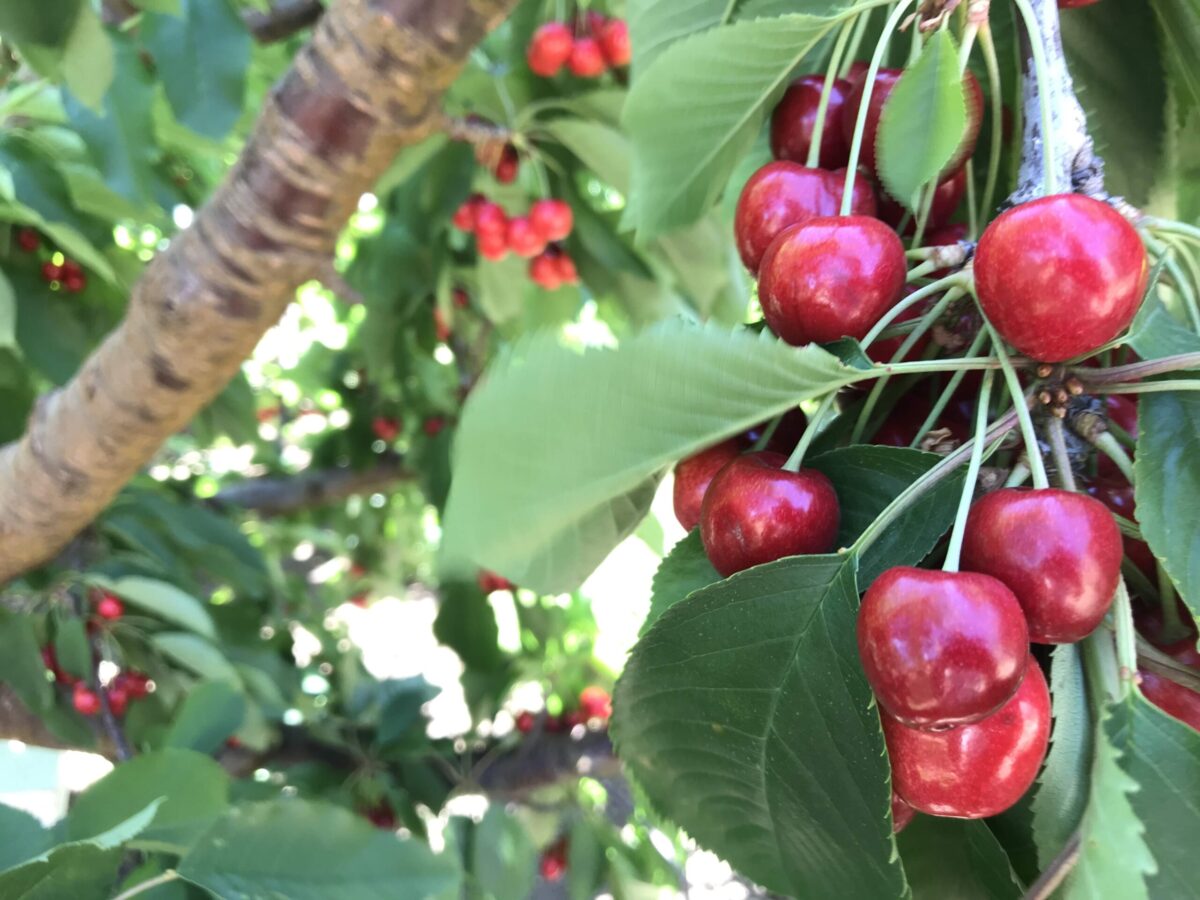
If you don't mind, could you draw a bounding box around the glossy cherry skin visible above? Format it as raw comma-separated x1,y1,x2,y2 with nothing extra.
95,593,125,620
529,199,573,242
770,75,851,169
758,215,906,346
826,168,878,218
1085,477,1156,580
734,162,839,273
891,793,916,833
699,452,840,577
72,683,101,717
858,567,1029,729
527,22,574,76
569,37,607,77
961,488,1123,643
673,439,743,531
598,19,630,66
1139,642,1200,732
885,659,1049,818
878,167,967,234
975,195,1148,362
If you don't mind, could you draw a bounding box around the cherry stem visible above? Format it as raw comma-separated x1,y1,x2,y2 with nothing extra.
839,9,873,78
111,870,181,900
943,369,995,572
784,393,836,472
986,322,1050,488
861,277,964,349
1164,234,1200,328
1111,579,1139,686
806,20,856,169
976,23,1003,237
750,415,783,452
910,329,991,448
1046,416,1077,492
1083,627,1122,706
1143,216,1200,247
841,0,916,215
1093,432,1135,484
1157,562,1186,640
1093,380,1200,395
1075,351,1200,384
905,259,937,281
1136,633,1200,692
1025,831,1082,900
1005,460,1031,488
909,180,937,250
964,158,979,241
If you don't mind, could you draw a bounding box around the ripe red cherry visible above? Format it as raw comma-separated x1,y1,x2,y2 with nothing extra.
423,416,446,437
568,37,607,77
372,416,400,442
117,671,152,699
885,659,1050,818
529,199,573,242
505,216,547,258
826,168,878,218
540,841,568,881
878,167,967,233
41,261,64,282
106,684,129,717
477,232,509,261
598,19,630,67
858,567,1029,729
494,144,520,184
72,684,101,717
528,22,575,77
672,438,742,531
734,162,838,273
473,201,508,239
579,685,612,720
1138,641,1200,731
529,253,562,289
95,593,125,621
926,222,969,248
452,195,481,232
515,711,535,734
478,570,515,593
16,228,39,252
961,488,1123,643
891,793,916,833
553,254,579,285
974,195,1148,362
699,452,840,577
1098,394,1138,479
1085,477,1156,580
758,215,906,346
364,801,397,830
770,75,851,169
872,395,969,448
63,272,87,293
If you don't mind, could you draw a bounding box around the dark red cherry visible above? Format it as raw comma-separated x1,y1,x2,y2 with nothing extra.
826,168,878,217
699,452,840,577
758,215,906,346
961,488,1123,643
672,439,742,531
747,407,809,455
770,75,852,169
975,195,1148,362
1140,670,1200,732
734,162,838,273
878,167,967,233
1098,394,1138,479
1085,478,1156,580
858,567,1029,729
926,222,969,248
885,659,1050,818
515,711,535,733
891,793,915,833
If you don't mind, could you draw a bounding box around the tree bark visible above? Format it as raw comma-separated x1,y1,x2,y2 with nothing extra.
0,0,515,584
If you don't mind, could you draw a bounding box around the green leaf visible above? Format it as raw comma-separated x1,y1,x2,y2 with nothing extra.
53,616,91,682
68,749,230,853
1031,644,1093,868
1150,0,1200,113
434,583,508,673
876,30,967,210
1128,289,1200,360
1062,702,1153,900
472,806,536,900
84,575,216,638
612,555,906,897
63,36,157,204
178,799,462,900
641,531,719,636
141,0,250,140
0,803,52,873
628,0,733,76
0,608,53,715
623,13,842,238
0,0,82,47
376,678,439,747
152,632,242,683
1135,390,1200,624
897,817,1022,899
0,844,119,900
544,118,632,192
165,681,247,754
442,322,864,593
59,4,115,112
477,254,529,325
0,267,17,351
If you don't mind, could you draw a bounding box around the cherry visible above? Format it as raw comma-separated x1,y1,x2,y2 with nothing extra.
505,216,547,258
734,162,837,273
494,144,520,184
770,75,851,169
568,37,607,78
1097,394,1138,479
41,261,63,282
473,201,508,239
553,254,579,285
974,195,1148,362
515,711,535,733
433,308,452,342
364,801,397,830
452,288,470,310
751,407,809,455
477,231,509,262
858,567,1029,729
1085,477,1156,580
598,19,630,67
95,593,125,621
349,592,369,608
1140,671,1200,732
423,416,446,437
758,215,906,346
1058,0,1100,7
579,685,611,720
529,252,562,290
62,272,87,294
926,222,969,248
891,793,916,833
478,570,515,593
885,659,1049,818
529,199,573,242
540,840,568,881
72,683,101,717
15,228,39,252
672,438,743,531
453,194,483,231
106,684,129,717
42,646,78,685
844,61,870,86
528,22,575,77
961,488,1123,643
827,169,878,218
116,671,152,699
349,561,368,578
372,416,401,442
878,167,967,234
699,451,840,577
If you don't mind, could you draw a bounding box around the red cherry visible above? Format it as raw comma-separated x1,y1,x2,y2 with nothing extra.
423,417,446,437
961,488,1123,643
95,593,125,621
885,659,1050,818
758,215,907,346
473,202,508,239
553,254,579,285
372,416,401,442
478,570,515,593
974,195,1148,362
477,231,509,262
598,19,630,67
505,216,547,258
858,567,1029,729
699,451,840,577
826,169,878,218
528,22,575,77
529,199,573,242
494,144,520,184
1058,0,1100,7
734,162,834,273
529,253,562,290
452,195,483,232
106,684,129,717
1085,478,1156,581
891,793,916,833
41,261,64,282
452,288,470,310
926,222,969,247
672,439,743,531
72,684,101,717
878,167,967,233
365,801,397,830
61,259,82,279
770,75,852,169
540,842,568,881
117,671,152,699
225,735,242,749
568,37,607,78
872,395,968,448
584,11,608,37
579,685,611,720
515,711,535,734
15,228,39,252
63,273,87,293
1139,670,1200,732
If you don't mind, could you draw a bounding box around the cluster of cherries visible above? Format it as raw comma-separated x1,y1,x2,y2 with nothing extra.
526,14,630,79
452,194,580,289
514,685,612,735
370,414,447,444
43,592,152,718
14,228,88,293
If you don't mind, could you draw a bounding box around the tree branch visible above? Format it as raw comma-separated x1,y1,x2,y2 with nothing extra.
244,1,326,44
0,0,517,585
209,459,412,516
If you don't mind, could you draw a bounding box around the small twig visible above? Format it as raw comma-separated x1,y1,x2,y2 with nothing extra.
1024,830,1081,900
111,870,181,900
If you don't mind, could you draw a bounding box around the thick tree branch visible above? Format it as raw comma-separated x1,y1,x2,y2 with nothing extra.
0,0,517,584
210,459,412,516
244,1,326,44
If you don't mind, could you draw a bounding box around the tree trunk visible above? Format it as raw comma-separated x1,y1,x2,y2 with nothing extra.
0,0,515,584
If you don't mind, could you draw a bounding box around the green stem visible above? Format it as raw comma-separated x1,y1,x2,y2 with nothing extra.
964,158,979,240
905,259,938,281
112,872,182,900
807,21,857,169
944,369,995,572
861,279,964,349
1096,380,1200,395
1082,629,1122,707
1158,563,1186,641
957,20,979,71
976,23,1003,234
1076,351,1200,384
1005,460,1031,487
1145,235,1200,331
909,180,937,250
910,329,990,448
1112,579,1138,685
840,9,874,77
986,322,1049,488
1046,415,1076,491
751,415,783,452
1010,0,1061,193
1094,432,1135,484
784,393,836,471
1143,216,1200,247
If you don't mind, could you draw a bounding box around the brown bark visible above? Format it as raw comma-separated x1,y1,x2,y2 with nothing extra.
0,0,516,584
244,0,326,44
